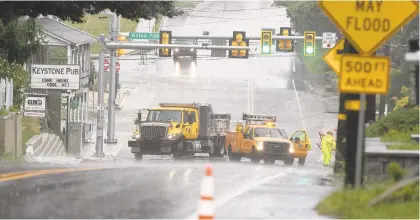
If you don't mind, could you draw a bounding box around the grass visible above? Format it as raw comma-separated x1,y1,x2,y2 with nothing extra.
316,181,419,219
380,127,419,150
22,116,41,153
296,43,330,74
387,144,419,150
65,14,138,54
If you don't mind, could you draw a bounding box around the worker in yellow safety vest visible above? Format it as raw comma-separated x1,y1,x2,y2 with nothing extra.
320,131,335,167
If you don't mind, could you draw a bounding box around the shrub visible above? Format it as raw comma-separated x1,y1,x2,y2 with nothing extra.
366,106,419,137
386,162,406,182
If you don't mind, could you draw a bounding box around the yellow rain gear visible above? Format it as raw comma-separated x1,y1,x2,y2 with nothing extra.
321,134,335,166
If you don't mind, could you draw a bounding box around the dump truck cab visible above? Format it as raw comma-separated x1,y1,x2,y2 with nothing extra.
225,113,309,165
128,103,230,160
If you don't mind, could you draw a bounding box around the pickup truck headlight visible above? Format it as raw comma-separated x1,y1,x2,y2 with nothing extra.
289,143,294,153
175,48,179,52
190,48,194,52
167,133,177,140
256,142,264,151
132,134,140,139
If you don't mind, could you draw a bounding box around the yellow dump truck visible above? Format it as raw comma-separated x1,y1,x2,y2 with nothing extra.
224,113,310,165
128,103,231,160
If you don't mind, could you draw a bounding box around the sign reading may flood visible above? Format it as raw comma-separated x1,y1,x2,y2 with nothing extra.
25,97,46,111
30,64,80,90
318,0,419,56
339,55,390,95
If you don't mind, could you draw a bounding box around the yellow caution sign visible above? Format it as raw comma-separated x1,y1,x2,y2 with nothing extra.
318,0,419,56
339,55,390,94
323,38,345,75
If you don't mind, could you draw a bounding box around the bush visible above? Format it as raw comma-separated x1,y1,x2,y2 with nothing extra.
366,106,419,137
386,162,406,182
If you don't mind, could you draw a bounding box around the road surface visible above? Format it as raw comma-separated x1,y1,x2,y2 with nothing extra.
0,1,337,218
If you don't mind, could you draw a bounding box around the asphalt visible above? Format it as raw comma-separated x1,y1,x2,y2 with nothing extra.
0,1,338,218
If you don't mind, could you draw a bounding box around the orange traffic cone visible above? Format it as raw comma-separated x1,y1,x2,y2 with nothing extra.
197,164,215,220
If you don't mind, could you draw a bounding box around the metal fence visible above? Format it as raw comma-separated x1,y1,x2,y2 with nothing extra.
0,78,14,111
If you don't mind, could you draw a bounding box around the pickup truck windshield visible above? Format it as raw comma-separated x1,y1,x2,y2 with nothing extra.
254,128,287,139
147,110,182,122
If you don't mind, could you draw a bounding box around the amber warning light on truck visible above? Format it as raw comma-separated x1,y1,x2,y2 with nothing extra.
30,64,80,90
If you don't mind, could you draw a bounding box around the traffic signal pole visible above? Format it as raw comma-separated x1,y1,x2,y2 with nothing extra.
106,12,118,144
95,34,106,157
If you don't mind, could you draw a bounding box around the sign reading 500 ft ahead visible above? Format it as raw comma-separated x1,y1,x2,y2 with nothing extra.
30,64,80,90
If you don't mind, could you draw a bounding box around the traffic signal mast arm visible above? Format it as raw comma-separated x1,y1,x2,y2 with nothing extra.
118,33,323,41
106,42,251,50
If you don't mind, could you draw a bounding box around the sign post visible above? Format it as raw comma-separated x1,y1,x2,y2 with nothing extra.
319,0,419,188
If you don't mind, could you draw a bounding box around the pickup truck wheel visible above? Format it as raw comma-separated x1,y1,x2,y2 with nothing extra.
134,153,143,160
228,146,240,162
298,157,306,166
284,157,294,166
264,159,275,164
250,149,260,163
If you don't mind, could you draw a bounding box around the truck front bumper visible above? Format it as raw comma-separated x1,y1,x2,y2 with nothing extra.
252,150,293,161
128,138,178,155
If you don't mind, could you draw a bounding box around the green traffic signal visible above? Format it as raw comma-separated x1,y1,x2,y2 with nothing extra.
305,45,314,54
304,31,316,56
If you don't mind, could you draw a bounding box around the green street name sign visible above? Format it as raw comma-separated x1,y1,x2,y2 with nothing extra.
129,32,160,40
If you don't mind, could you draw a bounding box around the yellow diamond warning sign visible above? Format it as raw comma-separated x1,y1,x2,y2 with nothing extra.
323,38,345,75
339,55,390,94
318,0,419,56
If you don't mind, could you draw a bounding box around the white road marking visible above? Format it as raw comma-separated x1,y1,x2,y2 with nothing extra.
184,168,192,177
291,57,307,129
186,171,287,219
169,169,176,179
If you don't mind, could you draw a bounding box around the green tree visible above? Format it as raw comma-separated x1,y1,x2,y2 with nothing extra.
0,1,183,107
0,1,182,24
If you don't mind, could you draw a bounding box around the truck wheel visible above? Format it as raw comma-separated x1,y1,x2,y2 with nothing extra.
298,157,306,166
173,153,183,160
264,159,275,164
250,149,260,164
284,157,294,166
173,138,185,160
134,153,143,160
228,145,240,162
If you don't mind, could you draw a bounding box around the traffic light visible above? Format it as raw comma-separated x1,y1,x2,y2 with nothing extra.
304,31,316,56
159,30,172,57
117,35,127,41
277,27,294,52
229,31,249,59
261,30,272,55
116,49,125,57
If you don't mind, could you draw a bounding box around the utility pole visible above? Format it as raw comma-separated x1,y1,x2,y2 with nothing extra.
95,34,106,157
106,13,118,144
333,93,347,174
340,38,366,188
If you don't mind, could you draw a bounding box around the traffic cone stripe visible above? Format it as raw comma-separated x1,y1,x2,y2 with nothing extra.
200,195,213,201
198,200,214,215
198,215,214,220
